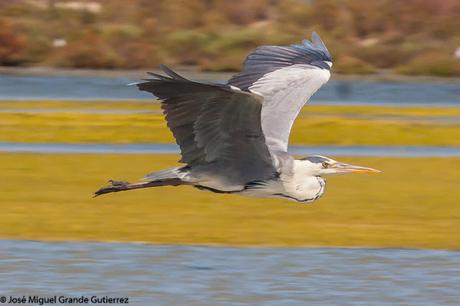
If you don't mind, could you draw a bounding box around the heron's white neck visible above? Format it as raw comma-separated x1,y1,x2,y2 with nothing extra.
272,160,326,202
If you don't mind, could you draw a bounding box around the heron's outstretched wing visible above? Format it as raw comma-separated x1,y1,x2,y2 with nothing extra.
137,66,276,185
228,32,332,153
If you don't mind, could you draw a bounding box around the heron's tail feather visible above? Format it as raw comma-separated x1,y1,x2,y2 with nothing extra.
94,177,184,197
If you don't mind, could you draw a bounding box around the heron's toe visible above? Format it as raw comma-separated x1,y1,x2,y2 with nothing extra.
108,180,130,187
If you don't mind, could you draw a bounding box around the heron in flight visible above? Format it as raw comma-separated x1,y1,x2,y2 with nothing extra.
95,32,379,203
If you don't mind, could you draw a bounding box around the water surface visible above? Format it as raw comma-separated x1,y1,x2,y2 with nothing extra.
1,240,459,305
1,142,460,157
1,74,460,106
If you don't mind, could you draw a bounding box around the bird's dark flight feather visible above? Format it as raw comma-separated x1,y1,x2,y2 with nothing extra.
136,66,276,185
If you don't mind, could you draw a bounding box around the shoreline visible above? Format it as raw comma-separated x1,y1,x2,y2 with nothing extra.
2,143,460,157
1,238,459,252
2,65,460,83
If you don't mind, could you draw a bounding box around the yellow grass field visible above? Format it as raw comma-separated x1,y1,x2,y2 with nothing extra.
1,153,459,250
3,100,460,116
2,100,460,146
1,100,459,249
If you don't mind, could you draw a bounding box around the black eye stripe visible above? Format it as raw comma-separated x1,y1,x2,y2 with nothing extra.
302,156,328,163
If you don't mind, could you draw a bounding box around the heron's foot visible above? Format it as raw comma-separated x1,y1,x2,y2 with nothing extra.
93,180,131,197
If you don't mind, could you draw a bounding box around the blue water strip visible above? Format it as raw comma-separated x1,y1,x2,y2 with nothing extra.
1,142,460,157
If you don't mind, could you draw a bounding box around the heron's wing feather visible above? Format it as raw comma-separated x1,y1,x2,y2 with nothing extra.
137,66,276,185
228,32,332,152
254,65,330,152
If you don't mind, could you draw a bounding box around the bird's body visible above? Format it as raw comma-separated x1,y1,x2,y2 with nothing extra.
95,32,379,203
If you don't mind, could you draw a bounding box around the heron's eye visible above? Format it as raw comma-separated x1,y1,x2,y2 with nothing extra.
322,162,329,168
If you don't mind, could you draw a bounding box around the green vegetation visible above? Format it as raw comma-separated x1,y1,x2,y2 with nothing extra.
333,56,377,75
1,153,459,249
396,52,460,77
1,0,460,76
2,100,460,146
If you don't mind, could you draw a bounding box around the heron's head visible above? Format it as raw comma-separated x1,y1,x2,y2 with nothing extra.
298,155,380,176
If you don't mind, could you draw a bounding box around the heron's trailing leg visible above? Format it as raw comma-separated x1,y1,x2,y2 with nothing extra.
94,178,184,197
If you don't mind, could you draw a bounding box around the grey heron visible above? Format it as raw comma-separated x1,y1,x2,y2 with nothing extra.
95,32,380,203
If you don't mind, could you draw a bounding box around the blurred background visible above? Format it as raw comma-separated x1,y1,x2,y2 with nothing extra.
1,0,460,305
1,0,460,75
